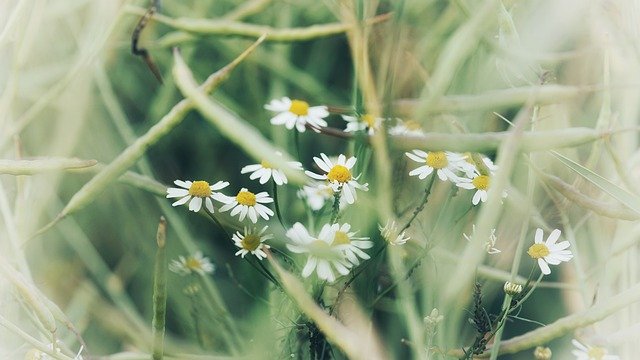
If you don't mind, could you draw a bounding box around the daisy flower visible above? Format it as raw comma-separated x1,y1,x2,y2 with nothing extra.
379,220,410,246
232,226,273,260
305,153,368,204
461,153,498,178
286,222,351,282
342,113,383,135
241,152,303,186
405,150,466,182
456,173,491,205
389,119,424,136
166,179,229,212
527,228,573,275
463,225,501,254
571,339,619,360
264,97,329,132
330,223,373,265
219,188,274,223
169,251,215,276
297,182,348,211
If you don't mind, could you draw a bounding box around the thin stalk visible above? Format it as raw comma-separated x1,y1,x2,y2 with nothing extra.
204,209,231,240
400,174,436,233
151,217,167,360
272,181,286,228
330,189,342,224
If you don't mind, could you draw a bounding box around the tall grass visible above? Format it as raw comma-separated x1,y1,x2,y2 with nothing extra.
1,0,639,359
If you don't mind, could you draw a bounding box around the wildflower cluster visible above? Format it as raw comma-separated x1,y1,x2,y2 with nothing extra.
162,94,583,360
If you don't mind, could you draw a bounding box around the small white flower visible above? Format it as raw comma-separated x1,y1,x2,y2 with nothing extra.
405,150,466,182
527,228,573,275
166,179,229,212
389,119,424,136
460,153,498,178
297,182,348,211
286,222,351,282
305,153,368,205
456,173,491,205
232,226,273,260
571,339,619,360
463,225,500,254
342,114,383,135
265,97,329,132
241,152,303,186
219,188,274,223
379,220,410,245
329,223,373,265
169,251,215,276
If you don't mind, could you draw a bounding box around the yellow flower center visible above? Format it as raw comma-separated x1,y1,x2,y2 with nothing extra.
237,190,257,206
404,119,422,130
289,99,309,116
587,347,606,360
361,114,375,128
327,165,352,183
241,234,261,251
261,160,273,169
472,175,490,190
527,243,550,259
332,231,351,246
188,181,212,197
426,151,448,169
185,257,202,270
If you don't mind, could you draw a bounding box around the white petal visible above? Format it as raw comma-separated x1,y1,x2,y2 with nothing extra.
535,228,544,244
241,164,262,173
205,198,215,213
538,259,551,275
405,152,425,163
167,188,189,198
174,180,191,188
301,257,318,278
247,207,258,223
545,229,562,245
189,197,203,212
172,196,191,207
345,156,357,169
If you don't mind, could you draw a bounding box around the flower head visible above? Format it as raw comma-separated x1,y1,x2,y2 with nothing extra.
232,226,273,260
286,223,351,282
527,228,573,275
297,182,346,211
169,251,215,276
534,346,552,360
461,153,498,178
241,152,303,186
379,220,410,245
305,153,368,204
265,97,329,132
571,339,619,360
389,119,424,136
405,150,466,182
342,114,383,135
329,223,373,265
456,173,491,205
219,188,274,223
463,225,500,254
166,179,229,212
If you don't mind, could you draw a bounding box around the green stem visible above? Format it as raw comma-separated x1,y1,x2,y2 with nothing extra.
330,188,342,224
272,181,286,228
152,218,167,360
400,174,435,233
